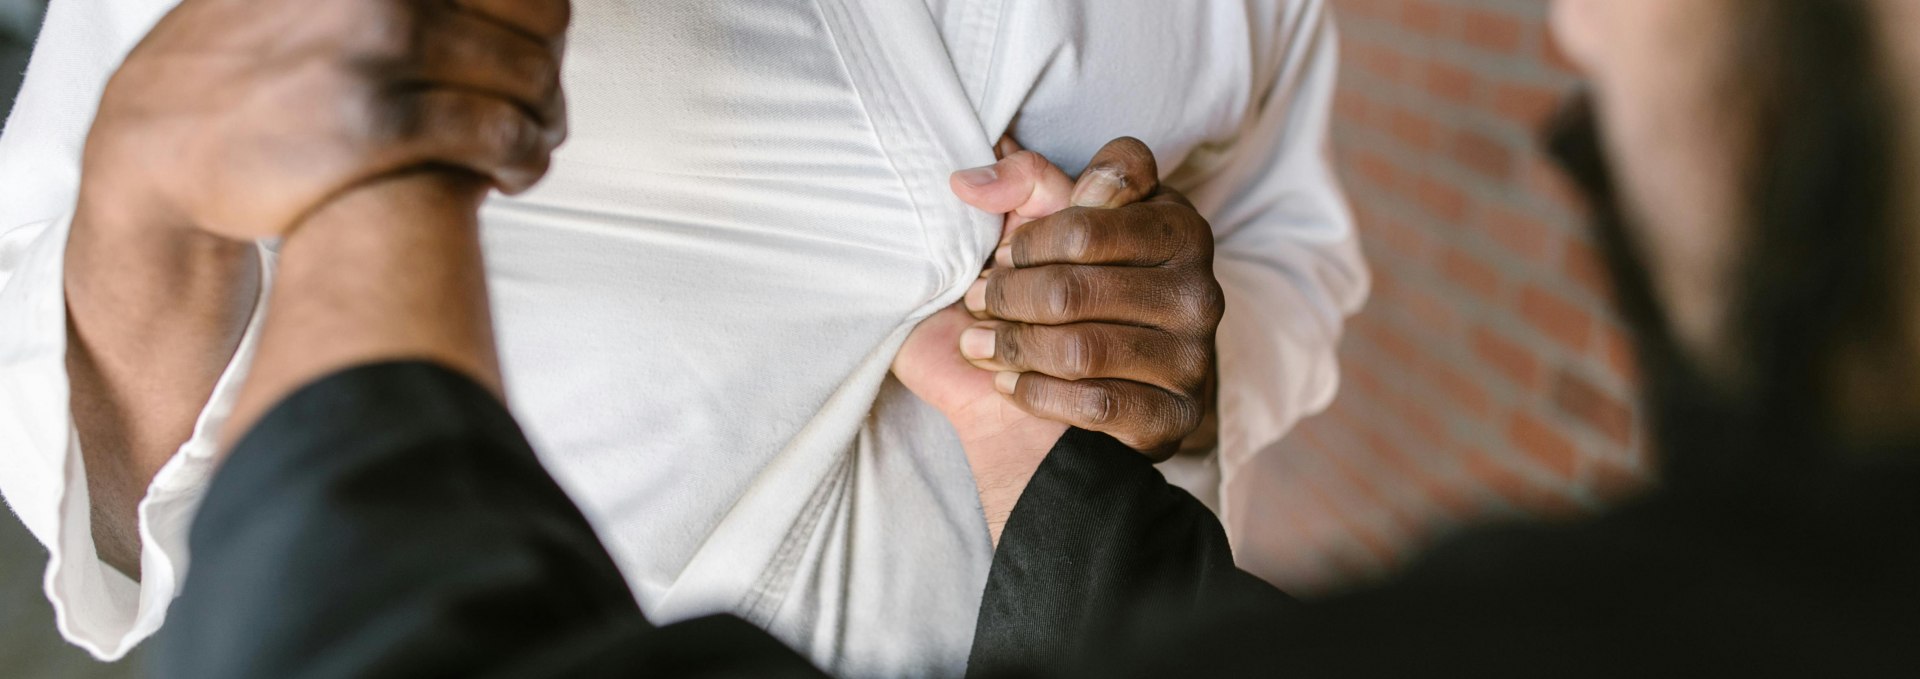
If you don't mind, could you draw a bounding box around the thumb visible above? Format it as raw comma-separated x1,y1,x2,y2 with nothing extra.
951,149,1076,226
1070,136,1160,209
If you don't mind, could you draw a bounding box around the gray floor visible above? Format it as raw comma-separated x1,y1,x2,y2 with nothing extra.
2,0,143,675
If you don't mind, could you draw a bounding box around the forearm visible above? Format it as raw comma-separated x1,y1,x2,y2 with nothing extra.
64,209,260,577
221,171,500,446
954,399,1068,546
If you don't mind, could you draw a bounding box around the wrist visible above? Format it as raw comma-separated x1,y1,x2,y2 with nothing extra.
950,399,1068,546
222,170,495,448
66,192,261,336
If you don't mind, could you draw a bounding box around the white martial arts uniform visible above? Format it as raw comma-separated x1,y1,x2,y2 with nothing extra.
0,0,1367,675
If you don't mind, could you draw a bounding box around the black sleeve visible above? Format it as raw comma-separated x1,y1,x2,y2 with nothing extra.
153,362,823,679
966,430,1771,677
967,428,1299,677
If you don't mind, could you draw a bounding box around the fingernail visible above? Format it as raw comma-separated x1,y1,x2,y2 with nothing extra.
1071,166,1125,207
960,327,996,360
994,371,1021,395
994,245,1013,268
965,279,988,313
955,165,998,187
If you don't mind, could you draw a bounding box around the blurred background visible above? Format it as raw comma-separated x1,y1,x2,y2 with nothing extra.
1231,0,1643,594
0,0,1632,674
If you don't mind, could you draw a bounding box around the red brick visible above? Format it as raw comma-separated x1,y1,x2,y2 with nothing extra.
1402,402,1451,445
1299,472,1403,567
1518,285,1596,352
1338,0,1397,24
1507,411,1581,481
1472,326,1543,390
1398,283,1461,338
1441,247,1501,298
1599,324,1640,386
1428,363,1494,419
1481,205,1555,262
1325,439,1406,510
1365,214,1433,263
1352,41,1410,84
1492,81,1565,130
1460,8,1525,54
1341,356,1389,404
1523,155,1591,215
1449,128,1513,179
1350,148,1403,193
1334,90,1372,127
1551,370,1636,446
1413,471,1482,522
1400,0,1450,37
1459,447,1576,516
1389,107,1441,151
1258,0,1638,590
1413,175,1470,222
1366,318,1424,372
1425,61,1477,105
1562,237,1610,301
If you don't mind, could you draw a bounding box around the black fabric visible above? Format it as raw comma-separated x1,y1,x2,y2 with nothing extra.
966,427,1296,677
153,362,823,678
977,429,1920,677
150,361,1920,677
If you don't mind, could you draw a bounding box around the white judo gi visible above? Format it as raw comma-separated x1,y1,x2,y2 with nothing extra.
0,0,1367,675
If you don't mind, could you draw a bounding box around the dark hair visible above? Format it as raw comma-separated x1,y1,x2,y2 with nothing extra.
1547,0,1907,492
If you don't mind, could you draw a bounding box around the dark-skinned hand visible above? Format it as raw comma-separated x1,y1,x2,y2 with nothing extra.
957,137,1223,460
78,0,571,240
893,136,1222,542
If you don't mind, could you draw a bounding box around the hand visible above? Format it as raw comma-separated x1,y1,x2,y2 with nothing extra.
955,138,1223,460
63,0,570,578
894,135,1220,543
77,0,571,240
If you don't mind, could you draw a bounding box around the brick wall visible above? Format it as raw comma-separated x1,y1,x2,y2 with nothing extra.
1228,0,1650,594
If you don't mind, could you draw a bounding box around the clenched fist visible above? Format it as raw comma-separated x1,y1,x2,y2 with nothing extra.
893,136,1223,542
955,138,1224,459
78,0,571,240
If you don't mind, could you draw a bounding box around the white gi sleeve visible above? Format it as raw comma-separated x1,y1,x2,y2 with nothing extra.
1162,0,1369,529
0,0,271,660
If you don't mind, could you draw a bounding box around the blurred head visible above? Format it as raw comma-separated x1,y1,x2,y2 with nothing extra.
1545,0,1920,484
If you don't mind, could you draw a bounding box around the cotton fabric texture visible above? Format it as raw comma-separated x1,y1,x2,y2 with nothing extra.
0,1,1364,675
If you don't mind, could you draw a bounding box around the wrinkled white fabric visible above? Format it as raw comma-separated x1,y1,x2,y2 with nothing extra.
0,1,1366,675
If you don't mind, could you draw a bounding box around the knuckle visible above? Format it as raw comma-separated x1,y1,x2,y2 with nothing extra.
1042,267,1092,320
1200,282,1227,323
464,98,516,143
352,81,416,145
445,96,536,162
1076,386,1122,427
1173,344,1213,392
358,1,426,61
1148,211,1183,250
1054,330,1102,381
995,324,1025,366
1164,396,1203,440
546,0,575,34
1166,204,1207,240
1126,398,1193,453
503,44,557,94
1053,208,1098,261
985,272,1015,316
1009,150,1049,177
